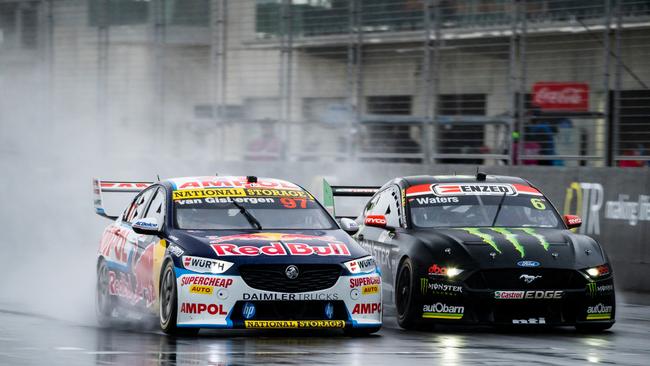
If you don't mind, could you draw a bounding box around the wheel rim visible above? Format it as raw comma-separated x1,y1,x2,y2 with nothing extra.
396,264,411,317
160,267,174,324
97,264,110,315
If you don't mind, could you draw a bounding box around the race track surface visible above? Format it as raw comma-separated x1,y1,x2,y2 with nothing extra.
0,301,649,365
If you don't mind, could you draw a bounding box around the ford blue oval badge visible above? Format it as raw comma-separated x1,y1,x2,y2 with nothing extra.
517,260,540,267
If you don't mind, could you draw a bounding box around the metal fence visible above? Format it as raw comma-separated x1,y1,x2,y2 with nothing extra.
1,0,649,167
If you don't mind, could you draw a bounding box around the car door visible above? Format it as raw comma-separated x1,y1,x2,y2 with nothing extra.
131,186,167,310
116,186,156,307
357,185,405,296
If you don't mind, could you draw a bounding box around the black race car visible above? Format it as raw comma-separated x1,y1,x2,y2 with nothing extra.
323,173,615,332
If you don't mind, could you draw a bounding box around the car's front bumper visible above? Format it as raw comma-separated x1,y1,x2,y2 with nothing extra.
174,267,382,329
417,276,616,326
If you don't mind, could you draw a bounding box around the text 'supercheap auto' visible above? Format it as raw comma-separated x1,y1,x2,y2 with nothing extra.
93,176,381,336
324,173,615,332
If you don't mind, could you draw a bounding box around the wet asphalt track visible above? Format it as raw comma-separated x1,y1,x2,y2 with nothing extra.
1,299,649,365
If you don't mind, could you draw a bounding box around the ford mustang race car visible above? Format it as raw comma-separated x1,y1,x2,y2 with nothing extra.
324,173,615,332
93,176,381,336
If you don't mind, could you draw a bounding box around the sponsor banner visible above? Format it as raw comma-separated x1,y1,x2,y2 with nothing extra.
494,290,563,300
173,188,246,200
189,285,214,295
586,283,614,297
422,303,464,319
180,302,227,315
344,256,376,274
361,285,379,295
211,242,350,257
420,278,463,295
242,292,340,301
349,276,381,288
170,177,301,190
180,275,233,288
532,82,589,111
586,303,613,320
352,303,381,314
406,183,542,197
244,320,345,329
182,256,233,274
172,188,311,201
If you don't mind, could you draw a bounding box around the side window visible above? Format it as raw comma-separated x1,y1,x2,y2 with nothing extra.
363,194,381,217
144,188,166,225
368,186,401,228
124,188,155,224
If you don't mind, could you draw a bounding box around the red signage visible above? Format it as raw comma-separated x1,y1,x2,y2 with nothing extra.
532,82,589,111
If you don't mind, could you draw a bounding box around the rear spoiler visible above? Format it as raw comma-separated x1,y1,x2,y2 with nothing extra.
322,179,380,219
93,178,153,220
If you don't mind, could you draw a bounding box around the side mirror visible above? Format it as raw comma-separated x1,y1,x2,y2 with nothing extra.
339,218,359,235
364,215,394,230
564,214,582,229
132,217,162,235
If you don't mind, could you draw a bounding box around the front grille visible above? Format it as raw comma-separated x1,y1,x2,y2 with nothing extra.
465,269,587,290
239,264,342,293
230,300,347,321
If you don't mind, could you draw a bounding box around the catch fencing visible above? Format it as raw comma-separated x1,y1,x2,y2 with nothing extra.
1,0,649,166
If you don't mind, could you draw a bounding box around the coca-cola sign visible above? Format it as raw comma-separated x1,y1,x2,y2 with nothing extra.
532,82,589,111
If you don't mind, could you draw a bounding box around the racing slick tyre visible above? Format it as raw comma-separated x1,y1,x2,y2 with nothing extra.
96,259,116,327
395,258,421,330
575,323,614,333
160,261,199,336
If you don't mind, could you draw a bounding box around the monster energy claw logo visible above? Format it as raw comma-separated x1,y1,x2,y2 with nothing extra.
460,228,501,254
458,227,550,258
587,283,597,297
421,278,428,295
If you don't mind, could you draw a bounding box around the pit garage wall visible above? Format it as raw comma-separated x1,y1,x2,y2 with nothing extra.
200,162,650,292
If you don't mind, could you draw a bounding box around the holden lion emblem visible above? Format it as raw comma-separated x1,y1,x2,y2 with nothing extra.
285,265,299,280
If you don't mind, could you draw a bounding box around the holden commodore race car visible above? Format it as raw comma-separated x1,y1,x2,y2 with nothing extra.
323,173,615,332
93,176,381,336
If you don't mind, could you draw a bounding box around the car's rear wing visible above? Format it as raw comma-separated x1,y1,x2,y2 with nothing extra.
93,178,153,220
322,179,380,219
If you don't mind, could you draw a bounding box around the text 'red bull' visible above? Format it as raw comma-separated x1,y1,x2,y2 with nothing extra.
211,242,351,256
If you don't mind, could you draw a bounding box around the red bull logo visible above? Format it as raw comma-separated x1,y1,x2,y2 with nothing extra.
211,242,350,257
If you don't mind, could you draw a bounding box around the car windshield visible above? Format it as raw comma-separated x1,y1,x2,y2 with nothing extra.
173,192,336,230
409,193,562,229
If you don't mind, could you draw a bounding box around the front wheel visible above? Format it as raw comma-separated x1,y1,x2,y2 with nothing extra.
159,261,199,336
395,258,420,330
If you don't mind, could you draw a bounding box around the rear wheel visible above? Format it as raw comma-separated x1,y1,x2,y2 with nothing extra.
159,261,199,336
395,258,420,330
96,260,115,327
